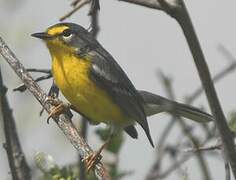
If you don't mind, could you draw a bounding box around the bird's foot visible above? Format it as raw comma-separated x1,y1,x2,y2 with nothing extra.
83,143,107,172
45,97,71,123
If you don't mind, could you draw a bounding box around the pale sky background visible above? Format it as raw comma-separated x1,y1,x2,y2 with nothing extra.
1,0,236,179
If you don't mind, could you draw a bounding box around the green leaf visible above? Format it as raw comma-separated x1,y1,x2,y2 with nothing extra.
228,111,236,133
95,128,124,154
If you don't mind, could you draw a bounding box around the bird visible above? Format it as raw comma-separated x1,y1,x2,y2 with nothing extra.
32,22,213,170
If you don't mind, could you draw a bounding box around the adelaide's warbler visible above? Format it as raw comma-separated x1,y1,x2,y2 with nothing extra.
32,23,214,149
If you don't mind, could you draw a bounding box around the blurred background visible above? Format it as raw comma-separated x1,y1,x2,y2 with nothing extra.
1,0,236,179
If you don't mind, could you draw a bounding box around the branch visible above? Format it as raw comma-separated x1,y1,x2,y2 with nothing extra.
78,2,100,178
13,73,52,92
89,0,100,38
185,50,236,104
118,0,236,177
164,72,211,180
173,1,236,177
146,71,212,180
118,0,162,10
147,153,191,179
184,144,222,153
150,57,235,176
60,0,91,21
25,68,51,74
0,37,110,180
79,118,88,180
0,67,31,179
225,159,231,180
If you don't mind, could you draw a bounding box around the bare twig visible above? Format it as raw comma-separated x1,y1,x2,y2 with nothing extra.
218,45,236,64
146,72,212,180
71,0,83,7
174,1,236,177
13,73,52,92
0,37,110,180
163,72,211,180
0,67,31,179
60,0,91,21
89,0,100,37
152,131,216,179
152,59,234,176
79,3,100,178
222,146,232,180
119,0,162,10
184,144,222,153
26,68,51,74
185,57,236,104
225,159,231,180
79,118,88,180
118,0,236,177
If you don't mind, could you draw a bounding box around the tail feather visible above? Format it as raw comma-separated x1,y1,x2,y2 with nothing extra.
124,125,138,139
175,103,213,123
139,90,213,123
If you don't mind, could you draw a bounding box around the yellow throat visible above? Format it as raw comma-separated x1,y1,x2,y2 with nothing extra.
46,39,130,126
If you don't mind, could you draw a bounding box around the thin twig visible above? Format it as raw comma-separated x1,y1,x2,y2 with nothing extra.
174,1,236,177
77,1,100,178
13,73,52,92
151,62,231,176
118,0,162,10
162,72,211,180
60,0,91,21
0,66,31,179
71,0,83,7
146,72,212,180
221,146,232,180
89,0,100,37
79,118,88,180
0,37,110,180
225,159,231,180
119,0,236,177
26,68,51,74
218,44,236,64
185,60,236,104
184,144,222,153
147,150,192,179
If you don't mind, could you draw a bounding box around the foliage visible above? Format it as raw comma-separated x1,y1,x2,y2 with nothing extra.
34,128,131,180
229,111,236,133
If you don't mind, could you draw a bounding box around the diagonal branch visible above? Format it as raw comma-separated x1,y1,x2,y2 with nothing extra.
185,60,236,104
174,1,236,177
0,66,31,180
118,0,236,177
0,37,110,180
60,0,91,21
147,71,212,180
118,0,162,10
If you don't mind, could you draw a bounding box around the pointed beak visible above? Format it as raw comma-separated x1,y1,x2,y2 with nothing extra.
31,32,53,40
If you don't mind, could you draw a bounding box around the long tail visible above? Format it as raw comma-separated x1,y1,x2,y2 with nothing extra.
139,90,213,123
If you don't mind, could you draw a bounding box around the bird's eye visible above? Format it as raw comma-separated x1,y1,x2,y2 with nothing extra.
62,29,72,37
61,29,73,42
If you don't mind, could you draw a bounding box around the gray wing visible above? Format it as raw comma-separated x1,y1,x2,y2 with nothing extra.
89,51,153,147
89,48,145,122
74,30,154,146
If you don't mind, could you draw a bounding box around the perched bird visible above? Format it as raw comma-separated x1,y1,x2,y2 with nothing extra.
32,22,213,169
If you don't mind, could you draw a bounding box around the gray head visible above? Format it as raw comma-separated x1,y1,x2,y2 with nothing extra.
31,22,95,52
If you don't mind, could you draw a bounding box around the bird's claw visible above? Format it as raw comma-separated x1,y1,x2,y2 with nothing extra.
82,142,108,172
45,97,70,123
83,152,103,172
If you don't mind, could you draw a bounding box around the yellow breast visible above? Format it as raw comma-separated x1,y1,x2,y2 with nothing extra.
49,46,130,126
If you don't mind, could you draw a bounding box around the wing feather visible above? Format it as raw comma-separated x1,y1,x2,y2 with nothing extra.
77,32,154,146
